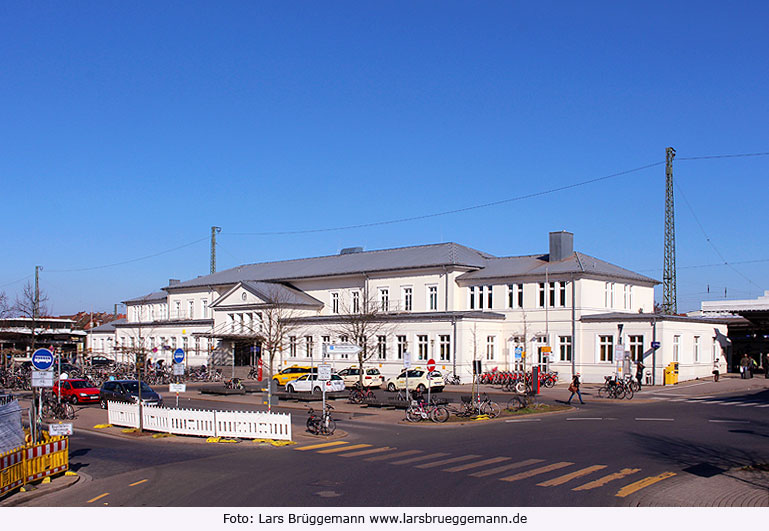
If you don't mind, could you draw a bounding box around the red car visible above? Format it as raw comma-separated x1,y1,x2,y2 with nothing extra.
52,378,101,404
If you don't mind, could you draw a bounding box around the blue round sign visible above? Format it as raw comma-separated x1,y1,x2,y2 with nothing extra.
173,348,185,364
32,348,55,371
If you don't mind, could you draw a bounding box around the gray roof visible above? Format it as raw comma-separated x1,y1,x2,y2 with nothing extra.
123,291,167,304
89,318,126,333
457,252,658,285
168,243,492,290
580,312,727,325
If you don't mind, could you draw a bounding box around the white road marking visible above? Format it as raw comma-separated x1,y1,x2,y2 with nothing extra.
736,403,759,407
708,420,750,424
506,418,542,423
566,418,603,421
756,404,769,408
635,418,675,421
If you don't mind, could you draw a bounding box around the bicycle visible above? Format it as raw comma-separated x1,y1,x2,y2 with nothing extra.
42,397,75,420
306,404,336,436
444,373,461,385
451,393,501,418
225,377,244,390
405,399,450,423
348,382,375,404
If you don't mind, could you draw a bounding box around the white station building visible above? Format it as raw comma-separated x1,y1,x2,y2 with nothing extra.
87,231,728,384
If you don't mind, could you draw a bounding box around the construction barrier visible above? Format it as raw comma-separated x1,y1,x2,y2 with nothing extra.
107,402,292,441
0,436,69,496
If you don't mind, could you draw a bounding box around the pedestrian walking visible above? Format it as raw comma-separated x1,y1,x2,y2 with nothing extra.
740,354,750,379
635,360,645,390
566,373,584,405
712,357,721,382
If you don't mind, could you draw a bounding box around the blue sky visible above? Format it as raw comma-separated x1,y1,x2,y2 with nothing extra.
2,1,767,315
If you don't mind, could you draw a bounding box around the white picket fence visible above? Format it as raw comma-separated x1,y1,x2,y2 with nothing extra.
107,402,292,441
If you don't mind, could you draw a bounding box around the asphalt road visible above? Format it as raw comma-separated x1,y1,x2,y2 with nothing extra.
17,381,769,507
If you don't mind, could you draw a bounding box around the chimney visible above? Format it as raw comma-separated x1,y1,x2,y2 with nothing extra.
549,231,574,262
169,279,180,286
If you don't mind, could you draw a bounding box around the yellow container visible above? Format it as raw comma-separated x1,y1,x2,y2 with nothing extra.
664,362,679,385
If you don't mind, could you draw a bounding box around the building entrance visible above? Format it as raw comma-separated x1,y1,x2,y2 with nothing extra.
233,340,261,367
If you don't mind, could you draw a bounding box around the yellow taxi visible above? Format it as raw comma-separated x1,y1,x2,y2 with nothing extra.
272,365,316,386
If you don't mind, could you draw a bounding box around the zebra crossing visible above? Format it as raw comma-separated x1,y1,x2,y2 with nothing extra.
292,440,676,499
647,395,769,408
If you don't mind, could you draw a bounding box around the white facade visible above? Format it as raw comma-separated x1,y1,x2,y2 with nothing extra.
87,233,727,383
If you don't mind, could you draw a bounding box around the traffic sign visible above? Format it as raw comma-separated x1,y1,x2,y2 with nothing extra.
514,347,523,360
31,348,54,371
173,363,184,376
318,364,332,381
31,371,54,388
325,343,362,355
173,348,185,364
651,341,661,350
169,383,186,393
48,424,73,436
403,351,412,369
427,358,436,372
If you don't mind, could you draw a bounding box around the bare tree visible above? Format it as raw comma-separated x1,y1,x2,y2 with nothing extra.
328,291,394,387
0,291,10,318
12,281,50,351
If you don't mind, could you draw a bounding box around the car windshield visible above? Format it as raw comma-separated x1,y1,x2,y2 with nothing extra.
70,381,92,389
366,369,380,375
123,382,153,393
296,375,309,381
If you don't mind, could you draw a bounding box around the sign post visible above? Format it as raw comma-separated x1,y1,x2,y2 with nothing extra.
173,348,185,383
403,351,411,401
32,349,55,444
318,363,332,418
427,358,436,405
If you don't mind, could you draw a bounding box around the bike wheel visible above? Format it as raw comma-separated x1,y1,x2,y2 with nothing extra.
406,406,422,422
306,417,319,435
430,406,449,423
41,401,53,418
64,402,75,419
623,386,634,400
482,401,501,418
319,418,336,436
598,386,609,399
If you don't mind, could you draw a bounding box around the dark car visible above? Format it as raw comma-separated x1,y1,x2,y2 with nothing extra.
90,355,115,367
99,380,163,409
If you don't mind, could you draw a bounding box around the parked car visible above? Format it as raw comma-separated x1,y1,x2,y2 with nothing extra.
384,369,445,393
285,374,345,394
53,378,101,404
99,379,163,409
89,355,115,367
272,365,317,387
337,366,385,388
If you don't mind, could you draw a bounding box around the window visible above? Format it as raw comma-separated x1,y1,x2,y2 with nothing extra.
417,335,428,360
182,336,189,351
175,301,181,319
352,291,360,313
202,299,208,319
289,336,297,357
439,335,451,361
559,282,567,307
604,282,615,308
538,283,546,308
149,306,155,321
469,287,476,310
321,336,331,358
486,286,492,309
229,313,235,333
508,283,524,309
331,293,339,314
548,282,556,308
305,336,313,357
694,336,700,363
397,335,407,360
379,288,389,312
559,336,572,362
402,287,412,311
194,337,200,353
188,300,194,319
339,336,349,358
628,335,644,362
170,337,177,350
623,285,630,309
599,335,614,362
428,286,438,311
673,335,680,361
486,336,495,360
377,336,387,360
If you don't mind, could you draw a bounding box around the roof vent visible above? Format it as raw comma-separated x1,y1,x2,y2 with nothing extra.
340,247,364,255
169,279,180,286
549,231,573,262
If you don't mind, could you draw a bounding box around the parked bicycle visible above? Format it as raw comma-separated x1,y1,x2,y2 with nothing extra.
348,382,375,404
41,396,76,420
225,377,244,390
598,375,634,400
306,404,336,436
405,395,449,423
451,393,501,418
444,373,461,385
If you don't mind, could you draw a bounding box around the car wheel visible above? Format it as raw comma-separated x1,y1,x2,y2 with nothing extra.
313,387,322,395
100,398,108,410
387,383,396,392
71,396,80,405
286,385,295,393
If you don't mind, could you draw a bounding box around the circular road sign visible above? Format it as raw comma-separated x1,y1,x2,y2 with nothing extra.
173,348,185,364
32,348,55,371
427,358,436,372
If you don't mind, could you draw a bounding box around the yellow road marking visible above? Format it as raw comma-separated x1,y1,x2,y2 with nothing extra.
444,456,511,473
573,468,641,491
129,479,148,487
615,472,677,498
317,444,372,454
295,441,349,451
340,446,397,458
499,462,573,482
365,449,421,462
470,458,544,478
416,454,482,469
390,452,450,465
537,465,607,487
87,493,110,504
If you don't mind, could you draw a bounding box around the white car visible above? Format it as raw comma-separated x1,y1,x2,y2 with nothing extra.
285,374,345,394
337,366,385,388
384,369,445,393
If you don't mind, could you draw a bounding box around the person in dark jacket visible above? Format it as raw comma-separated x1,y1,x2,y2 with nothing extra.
636,360,645,390
566,373,584,405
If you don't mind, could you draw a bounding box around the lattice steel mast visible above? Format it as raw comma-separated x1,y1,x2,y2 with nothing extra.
210,226,221,274
663,147,677,314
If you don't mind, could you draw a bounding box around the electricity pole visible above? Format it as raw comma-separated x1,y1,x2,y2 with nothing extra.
210,226,222,274
663,147,677,314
